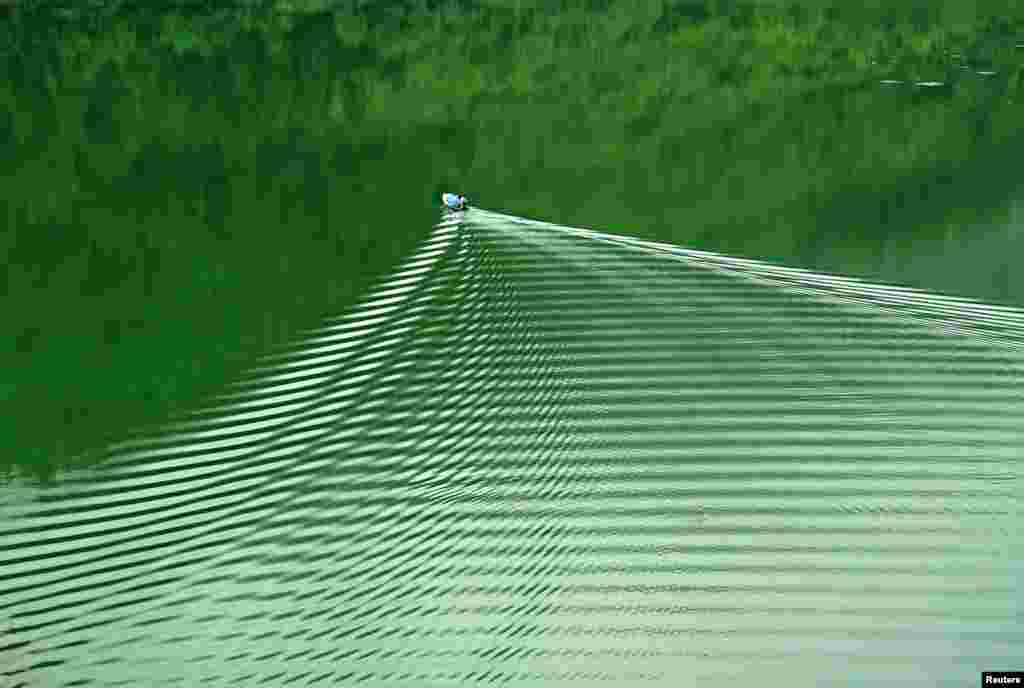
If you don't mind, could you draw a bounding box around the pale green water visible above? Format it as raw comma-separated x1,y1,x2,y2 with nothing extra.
3,210,1023,686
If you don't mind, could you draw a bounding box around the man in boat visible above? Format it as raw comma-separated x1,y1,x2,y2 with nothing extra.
442,192,468,211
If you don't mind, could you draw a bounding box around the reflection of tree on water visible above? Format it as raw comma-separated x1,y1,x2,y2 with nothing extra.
2,0,1022,477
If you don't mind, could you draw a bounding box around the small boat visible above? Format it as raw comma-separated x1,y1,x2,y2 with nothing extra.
442,193,468,211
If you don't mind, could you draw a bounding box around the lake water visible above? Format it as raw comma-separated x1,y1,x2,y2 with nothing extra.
2,2,1023,686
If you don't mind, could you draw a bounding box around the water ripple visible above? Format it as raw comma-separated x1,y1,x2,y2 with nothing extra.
2,212,1023,686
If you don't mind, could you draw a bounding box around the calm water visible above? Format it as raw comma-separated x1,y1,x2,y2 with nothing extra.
3,2,1024,685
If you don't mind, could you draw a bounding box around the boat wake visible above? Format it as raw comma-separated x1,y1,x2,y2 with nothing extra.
2,210,1022,687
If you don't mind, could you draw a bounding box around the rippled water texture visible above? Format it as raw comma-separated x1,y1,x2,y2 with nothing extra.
2,211,1023,686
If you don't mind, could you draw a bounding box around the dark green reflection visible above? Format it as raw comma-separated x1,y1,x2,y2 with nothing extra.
3,0,1023,477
